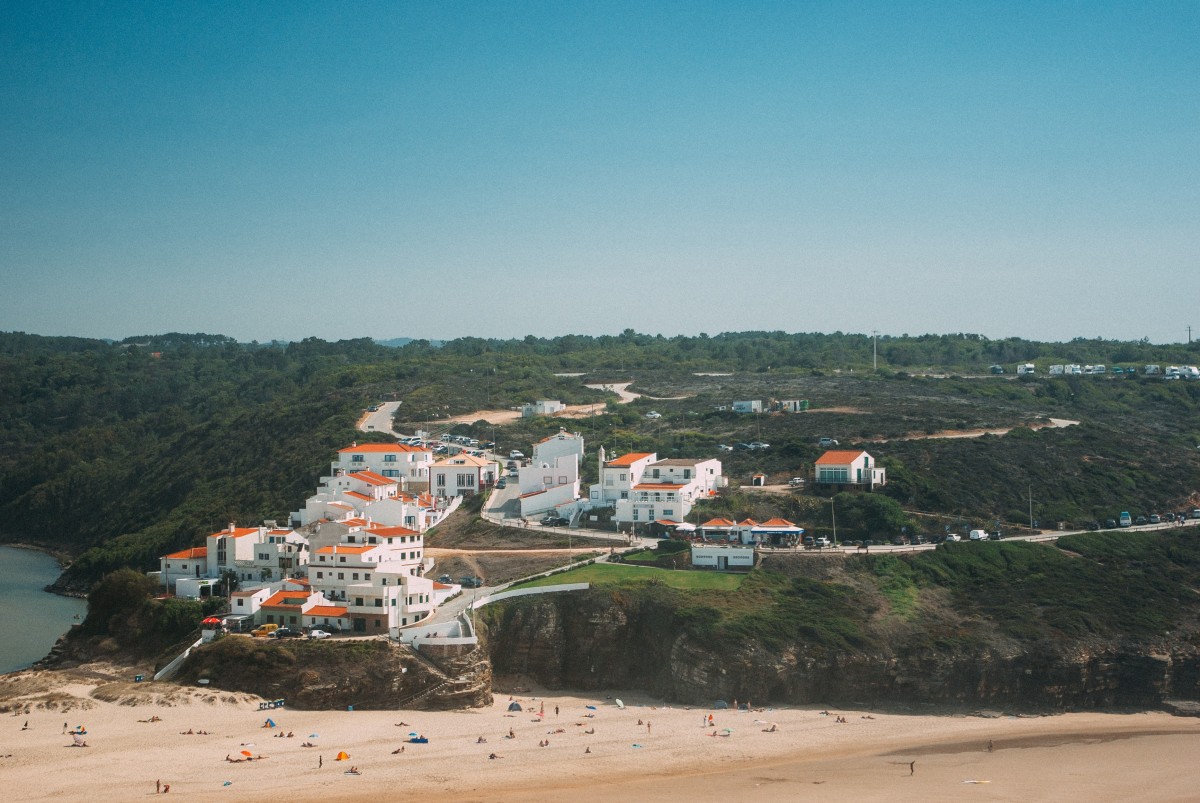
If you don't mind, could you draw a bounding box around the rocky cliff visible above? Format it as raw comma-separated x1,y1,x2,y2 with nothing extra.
482,588,1200,711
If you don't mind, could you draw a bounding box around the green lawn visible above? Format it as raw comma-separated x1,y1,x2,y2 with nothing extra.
511,563,745,591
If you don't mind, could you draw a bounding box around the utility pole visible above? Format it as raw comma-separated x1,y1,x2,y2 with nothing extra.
872,330,879,371
1028,484,1034,530
1188,326,1192,344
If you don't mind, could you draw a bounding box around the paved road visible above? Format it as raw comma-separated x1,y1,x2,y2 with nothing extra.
358,400,402,435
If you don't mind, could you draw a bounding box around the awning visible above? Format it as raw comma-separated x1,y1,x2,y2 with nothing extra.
675,523,696,532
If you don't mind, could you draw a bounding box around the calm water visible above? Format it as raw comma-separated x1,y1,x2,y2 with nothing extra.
0,546,87,674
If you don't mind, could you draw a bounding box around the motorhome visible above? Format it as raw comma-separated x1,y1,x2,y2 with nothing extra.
1048,365,1065,376
1016,363,1036,376
1144,365,1161,375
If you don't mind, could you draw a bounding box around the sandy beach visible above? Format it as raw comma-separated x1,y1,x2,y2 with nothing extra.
2,668,1198,802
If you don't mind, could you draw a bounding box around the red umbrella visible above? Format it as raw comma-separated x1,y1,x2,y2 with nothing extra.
201,617,222,626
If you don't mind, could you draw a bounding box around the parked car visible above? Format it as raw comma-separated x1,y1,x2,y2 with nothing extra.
802,535,815,548
459,576,484,588
1135,515,1147,525
818,437,839,447
733,442,754,451
307,629,332,640
1119,512,1132,527
945,534,962,542
645,411,662,419
1149,514,1161,524
968,529,988,541
717,444,734,452
1104,518,1117,529
509,450,524,459
1086,521,1101,531
271,627,302,639
251,624,279,638
748,441,770,450
813,537,831,548
437,574,453,584
541,515,569,527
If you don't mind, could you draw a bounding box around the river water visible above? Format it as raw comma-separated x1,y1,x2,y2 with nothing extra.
0,546,87,674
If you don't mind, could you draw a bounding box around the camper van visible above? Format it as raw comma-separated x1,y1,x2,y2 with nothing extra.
1119,512,1132,528
1016,363,1036,376
1144,365,1161,375
1048,365,1065,376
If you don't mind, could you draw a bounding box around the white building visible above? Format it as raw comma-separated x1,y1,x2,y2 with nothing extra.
532,429,585,466
732,400,764,413
691,544,756,570
333,442,433,491
520,400,565,417
430,453,498,498
590,451,724,525
814,450,887,489
159,522,309,590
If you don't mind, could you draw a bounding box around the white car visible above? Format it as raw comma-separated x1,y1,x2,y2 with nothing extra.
307,629,332,640
509,450,524,459
645,411,662,419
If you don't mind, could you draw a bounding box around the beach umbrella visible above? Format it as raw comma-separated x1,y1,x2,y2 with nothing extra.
240,750,252,757
201,616,222,625
615,699,624,709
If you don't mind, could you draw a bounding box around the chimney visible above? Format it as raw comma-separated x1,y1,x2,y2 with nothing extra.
228,522,236,533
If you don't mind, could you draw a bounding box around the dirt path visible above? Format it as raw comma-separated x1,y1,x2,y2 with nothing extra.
886,417,1080,442
584,381,691,404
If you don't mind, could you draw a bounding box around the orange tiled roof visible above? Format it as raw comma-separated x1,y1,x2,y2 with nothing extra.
759,517,798,527
344,490,372,501
815,450,867,465
262,590,311,608
605,452,654,467
737,518,758,526
305,605,347,617
166,547,207,560
633,483,685,490
316,545,375,554
366,525,421,537
208,527,259,539
339,443,427,453
701,518,737,527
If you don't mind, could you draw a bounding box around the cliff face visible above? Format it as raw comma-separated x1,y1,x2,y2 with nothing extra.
483,590,1200,711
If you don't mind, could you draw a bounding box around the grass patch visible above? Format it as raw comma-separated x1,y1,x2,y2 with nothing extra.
511,563,745,591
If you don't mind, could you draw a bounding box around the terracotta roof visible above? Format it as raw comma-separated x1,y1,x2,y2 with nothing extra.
342,517,368,527
654,519,681,526
518,489,546,499
431,454,493,468
701,518,737,527
343,491,372,501
316,544,376,555
605,452,655,467
633,483,685,490
305,605,347,617
815,450,867,465
208,527,259,539
262,590,311,608
759,517,798,527
166,547,207,560
349,470,396,486
339,443,428,453
737,518,759,526
650,458,706,466
365,525,421,537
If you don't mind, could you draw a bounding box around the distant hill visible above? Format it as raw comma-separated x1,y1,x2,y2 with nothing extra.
375,337,444,348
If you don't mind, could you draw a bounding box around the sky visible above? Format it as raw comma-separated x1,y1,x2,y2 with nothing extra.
2,2,1197,345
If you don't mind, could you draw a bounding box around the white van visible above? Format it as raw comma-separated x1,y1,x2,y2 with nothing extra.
968,529,988,541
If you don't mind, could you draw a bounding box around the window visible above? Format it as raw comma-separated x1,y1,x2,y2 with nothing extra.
337,572,344,580
558,476,567,484
316,571,323,579
651,469,660,479
364,573,370,580
632,509,639,521
544,475,553,485
339,556,346,563
383,469,400,477
436,474,446,487
384,454,397,462
351,454,364,463
374,599,383,607
457,473,475,486
663,508,673,515
620,473,627,481
620,491,628,500
352,573,359,580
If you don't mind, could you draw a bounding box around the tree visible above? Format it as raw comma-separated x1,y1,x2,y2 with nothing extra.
82,567,157,635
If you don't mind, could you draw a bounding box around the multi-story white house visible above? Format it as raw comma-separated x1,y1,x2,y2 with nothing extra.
160,522,309,590
588,451,723,524
532,429,585,466
589,449,657,508
814,450,887,490
334,442,433,491
517,455,580,518
430,453,498,498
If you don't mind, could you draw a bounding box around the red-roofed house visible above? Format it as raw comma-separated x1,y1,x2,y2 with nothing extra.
335,441,433,491
814,450,886,490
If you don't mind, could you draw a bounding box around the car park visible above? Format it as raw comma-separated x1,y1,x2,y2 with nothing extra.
307,629,332,640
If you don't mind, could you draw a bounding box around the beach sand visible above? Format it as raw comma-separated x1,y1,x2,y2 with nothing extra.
2,668,1198,802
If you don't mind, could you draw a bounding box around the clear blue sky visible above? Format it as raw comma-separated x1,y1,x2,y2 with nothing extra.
3,2,1197,344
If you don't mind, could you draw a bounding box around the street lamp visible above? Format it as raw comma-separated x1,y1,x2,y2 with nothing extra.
828,496,838,548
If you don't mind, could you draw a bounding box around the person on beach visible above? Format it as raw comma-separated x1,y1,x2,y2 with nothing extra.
909,761,915,776
318,755,323,769
489,753,501,759
156,780,160,794
163,784,170,793
987,740,994,752
646,721,651,734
